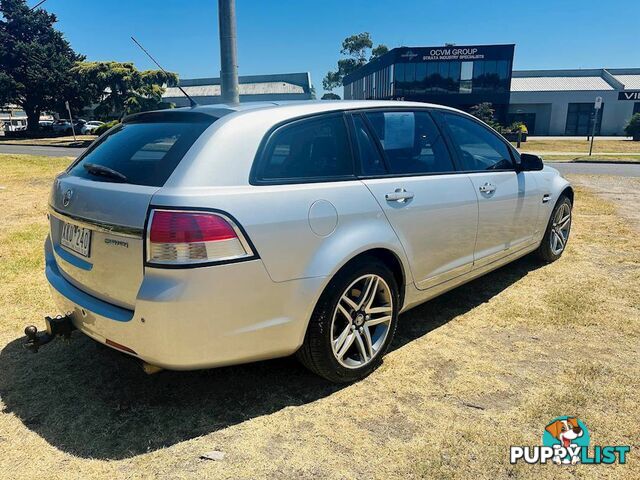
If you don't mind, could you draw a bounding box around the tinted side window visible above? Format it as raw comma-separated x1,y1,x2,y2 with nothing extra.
443,113,513,171
256,115,353,182
353,115,386,176
364,111,454,175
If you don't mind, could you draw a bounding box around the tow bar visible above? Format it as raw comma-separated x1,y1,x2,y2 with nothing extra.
24,315,75,353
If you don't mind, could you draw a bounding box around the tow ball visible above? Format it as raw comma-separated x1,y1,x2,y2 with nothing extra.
24,315,76,353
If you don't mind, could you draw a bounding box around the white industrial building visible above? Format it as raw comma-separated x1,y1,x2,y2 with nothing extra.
162,72,313,107
508,68,640,136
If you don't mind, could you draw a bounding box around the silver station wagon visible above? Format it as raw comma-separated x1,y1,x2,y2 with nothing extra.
40,101,573,382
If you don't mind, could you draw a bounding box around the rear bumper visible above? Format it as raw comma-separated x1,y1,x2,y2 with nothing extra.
45,236,325,369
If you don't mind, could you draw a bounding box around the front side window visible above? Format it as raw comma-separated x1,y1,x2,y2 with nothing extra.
442,113,513,171
364,111,454,175
255,115,354,182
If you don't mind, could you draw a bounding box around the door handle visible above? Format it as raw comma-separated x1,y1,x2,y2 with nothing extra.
478,183,496,194
385,188,414,202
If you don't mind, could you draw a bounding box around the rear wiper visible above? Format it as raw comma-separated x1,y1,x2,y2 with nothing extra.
83,163,128,182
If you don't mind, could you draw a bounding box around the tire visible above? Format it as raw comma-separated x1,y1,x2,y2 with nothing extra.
297,257,399,383
536,195,572,263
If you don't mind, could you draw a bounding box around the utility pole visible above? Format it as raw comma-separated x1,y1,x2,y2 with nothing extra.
589,96,602,156
218,0,240,104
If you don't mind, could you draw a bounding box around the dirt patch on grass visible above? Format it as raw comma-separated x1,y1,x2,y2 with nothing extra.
566,174,640,232
0,154,638,479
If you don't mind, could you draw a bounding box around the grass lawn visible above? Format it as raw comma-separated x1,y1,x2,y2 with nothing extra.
513,139,640,154
0,135,96,147
0,153,638,479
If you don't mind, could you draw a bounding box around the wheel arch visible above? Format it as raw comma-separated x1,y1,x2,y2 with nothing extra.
560,185,574,204
323,247,408,310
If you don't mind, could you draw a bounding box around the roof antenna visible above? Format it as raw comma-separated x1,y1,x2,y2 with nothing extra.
131,36,198,108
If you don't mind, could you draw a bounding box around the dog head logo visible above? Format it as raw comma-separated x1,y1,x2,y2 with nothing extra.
542,416,590,464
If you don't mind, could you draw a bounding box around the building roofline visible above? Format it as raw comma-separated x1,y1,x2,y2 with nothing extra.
180,72,312,92
512,67,640,91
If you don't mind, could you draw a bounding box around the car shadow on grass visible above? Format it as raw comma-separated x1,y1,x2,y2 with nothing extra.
0,255,542,460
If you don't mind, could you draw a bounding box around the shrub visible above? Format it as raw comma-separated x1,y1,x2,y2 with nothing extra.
508,121,528,134
624,113,640,141
470,102,495,124
93,120,119,136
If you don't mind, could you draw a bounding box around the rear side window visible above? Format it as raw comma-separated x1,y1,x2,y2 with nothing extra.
254,115,354,183
68,113,216,187
442,113,514,171
364,111,454,175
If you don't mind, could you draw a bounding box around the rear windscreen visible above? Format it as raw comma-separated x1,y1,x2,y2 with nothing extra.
68,113,217,187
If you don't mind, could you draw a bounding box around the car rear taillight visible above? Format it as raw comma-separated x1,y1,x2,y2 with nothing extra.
147,209,254,266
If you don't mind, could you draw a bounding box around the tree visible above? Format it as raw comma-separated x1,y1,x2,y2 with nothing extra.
371,44,389,59
72,62,178,119
321,92,341,100
624,113,640,141
469,102,496,124
470,102,504,132
323,32,388,91
0,0,84,131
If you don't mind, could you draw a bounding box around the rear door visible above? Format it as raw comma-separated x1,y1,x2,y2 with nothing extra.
436,111,540,267
49,111,218,309
353,109,479,290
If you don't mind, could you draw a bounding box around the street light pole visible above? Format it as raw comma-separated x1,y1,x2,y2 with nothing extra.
218,0,240,104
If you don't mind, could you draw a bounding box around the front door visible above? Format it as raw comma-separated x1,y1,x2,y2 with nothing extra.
352,110,479,290
438,111,540,267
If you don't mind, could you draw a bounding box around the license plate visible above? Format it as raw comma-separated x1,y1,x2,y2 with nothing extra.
60,222,92,257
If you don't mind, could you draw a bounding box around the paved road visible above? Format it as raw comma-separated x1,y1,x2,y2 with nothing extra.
0,144,84,158
2,144,639,177
551,162,640,177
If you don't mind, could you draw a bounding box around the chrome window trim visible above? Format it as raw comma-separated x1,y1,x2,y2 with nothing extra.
49,206,143,239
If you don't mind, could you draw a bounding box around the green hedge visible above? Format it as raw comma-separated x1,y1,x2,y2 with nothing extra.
93,120,120,136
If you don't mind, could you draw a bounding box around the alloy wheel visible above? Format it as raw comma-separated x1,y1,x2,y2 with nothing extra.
550,202,571,255
330,274,393,369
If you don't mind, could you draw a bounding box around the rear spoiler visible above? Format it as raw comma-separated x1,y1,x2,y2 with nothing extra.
123,109,230,124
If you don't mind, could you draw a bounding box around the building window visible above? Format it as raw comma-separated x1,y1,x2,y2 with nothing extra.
634,102,640,115
392,57,511,98
394,63,405,97
470,60,510,93
448,61,461,93
497,60,510,91
460,62,473,94
415,63,427,96
565,103,604,136
424,62,436,93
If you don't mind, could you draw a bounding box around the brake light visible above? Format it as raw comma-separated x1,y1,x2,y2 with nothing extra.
147,209,254,266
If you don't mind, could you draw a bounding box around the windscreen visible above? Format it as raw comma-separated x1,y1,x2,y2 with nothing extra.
68,112,217,187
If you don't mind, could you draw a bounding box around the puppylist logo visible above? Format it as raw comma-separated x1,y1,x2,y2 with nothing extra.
510,416,630,465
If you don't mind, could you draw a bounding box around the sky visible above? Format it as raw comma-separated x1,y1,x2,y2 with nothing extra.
37,0,640,96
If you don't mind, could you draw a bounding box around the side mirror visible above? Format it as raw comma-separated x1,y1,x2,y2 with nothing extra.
518,153,544,172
